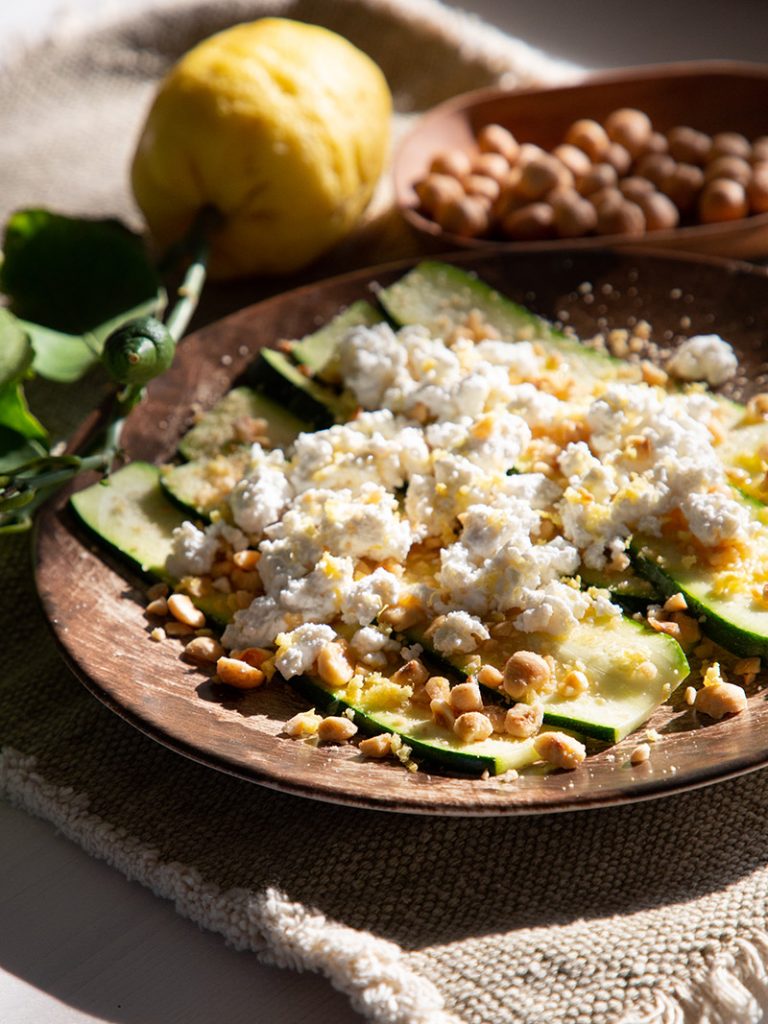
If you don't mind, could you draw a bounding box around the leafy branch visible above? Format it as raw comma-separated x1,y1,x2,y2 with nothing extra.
0,208,215,532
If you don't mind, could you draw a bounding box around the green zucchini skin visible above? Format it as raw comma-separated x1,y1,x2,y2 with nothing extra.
290,299,381,379
248,349,353,426
631,537,768,658
290,674,539,776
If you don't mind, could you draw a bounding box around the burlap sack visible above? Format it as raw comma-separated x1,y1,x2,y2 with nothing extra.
2,3,766,1022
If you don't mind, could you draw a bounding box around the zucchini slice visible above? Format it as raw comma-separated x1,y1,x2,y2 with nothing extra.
291,674,540,776
161,452,250,517
378,260,624,385
71,463,232,623
632,533,768,657
413,614,689,744
290,299,381,380
716,420,768,503
249,349,354,425
179,387,304,461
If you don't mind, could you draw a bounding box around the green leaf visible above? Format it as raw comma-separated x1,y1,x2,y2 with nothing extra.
0,381,47,442
0,209,162,334
21,291,166,384
0,427,45,472
0,309,33,386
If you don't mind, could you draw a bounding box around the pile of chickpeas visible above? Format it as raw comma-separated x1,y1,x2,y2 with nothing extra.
412,108,768,241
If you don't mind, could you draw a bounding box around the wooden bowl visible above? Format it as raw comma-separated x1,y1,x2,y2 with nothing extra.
394,61,768,259
34,246,768,815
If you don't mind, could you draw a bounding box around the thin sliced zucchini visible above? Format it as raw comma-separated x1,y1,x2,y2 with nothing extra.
179,387,304,460
579,566,659,612
249,349,354,425
71,463,232,623
291,674,540,776
378,261,624,384
632,532,768,657
716,420,768,503
414,614,688,743
161,451,250,516
290,300,381,380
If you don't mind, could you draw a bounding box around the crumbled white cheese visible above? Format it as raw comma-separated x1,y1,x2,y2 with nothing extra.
229,447,292,535
166,519,248,578
666,334,738,386
341,568,402,626
681,490,751,546
349,626,401,667
274,624,337,679
430,611,490,654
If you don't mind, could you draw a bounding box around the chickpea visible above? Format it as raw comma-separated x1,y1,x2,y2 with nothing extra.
636,190,679,231
517,142,548,167
500,202,556,240
699,178,749,223
641,130,669,157
666,125,712,165
429,149,472,179
586,185,623,210
619,176,656,202
595,196,646,236
604,107,653,157
660,163,704,216
704,155,752,187
565,118,610,162
634,152,675,187
710,131,751,161
552,143,592,179
551,189,597,238
752,137,768,164
748,165,768,213
436,194,490,237
604,142,632,176
414,173,464,215
463,173,501,202
518,154,573,200
477,123,520,164
471,151,511,183
577,162,618,197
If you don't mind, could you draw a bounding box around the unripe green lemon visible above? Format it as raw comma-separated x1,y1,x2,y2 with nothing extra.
131,18,392,279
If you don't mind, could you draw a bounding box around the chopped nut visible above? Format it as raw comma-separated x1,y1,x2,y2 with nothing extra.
503,650,552,699
424,676,451,702
359,733,393,758
316,643,354,687
147,582,169,601
533,731,587,770
695,681,747,720
645,728,662,743
504,701,544,739
663,592,688,613
184,636,225,663
449,681,484,714
560,668,589,698
640,360,668,387
165,621,194,637
145,596,169,617
149,626,166,642
232,549,260,570
684,685,697,706
430,698,455,731
230,569,262,593
284,710,322,737
377,603,425,630
477,664,504,689
734,657,761,677
317,716,358,743
630,742,651,765
392,659,430,688
231,647,271,668
167,593,206,629
216,656,266,689
453,711,493,743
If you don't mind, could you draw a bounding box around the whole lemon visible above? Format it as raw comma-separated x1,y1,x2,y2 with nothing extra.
131,18,391,278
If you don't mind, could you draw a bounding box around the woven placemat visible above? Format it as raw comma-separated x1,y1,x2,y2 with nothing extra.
2,3,767,1022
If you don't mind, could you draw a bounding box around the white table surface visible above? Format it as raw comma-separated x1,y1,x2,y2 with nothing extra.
3,2,767,1023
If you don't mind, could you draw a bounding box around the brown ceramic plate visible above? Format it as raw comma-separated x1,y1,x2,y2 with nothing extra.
34,247,768,816
394,62,768,259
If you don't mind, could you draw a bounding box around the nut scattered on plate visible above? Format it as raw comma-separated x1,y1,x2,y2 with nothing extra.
413,108,768,241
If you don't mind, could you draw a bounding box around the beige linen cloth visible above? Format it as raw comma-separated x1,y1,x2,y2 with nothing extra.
2,2,768,1022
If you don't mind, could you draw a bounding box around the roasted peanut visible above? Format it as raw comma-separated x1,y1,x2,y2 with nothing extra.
503,650,552,699
453,711,493,743
695,681,747,719
448,681,484,714
533,731,586,769
504,701,544,739
216,656,265,689
317,716,358,743
359,733,394,758
316,643,354,687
